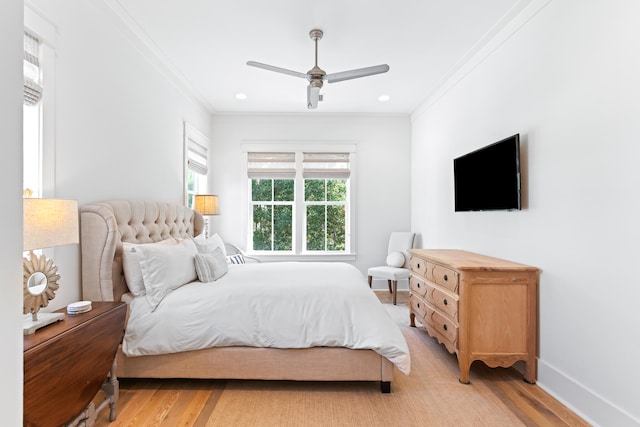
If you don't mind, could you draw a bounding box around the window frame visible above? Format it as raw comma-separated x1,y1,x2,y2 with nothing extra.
241,142,356,261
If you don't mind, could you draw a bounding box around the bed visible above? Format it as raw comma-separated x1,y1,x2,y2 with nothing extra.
80,200,410,392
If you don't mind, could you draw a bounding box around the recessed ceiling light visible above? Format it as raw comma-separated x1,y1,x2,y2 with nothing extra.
378,95,390,102
235,93,247,100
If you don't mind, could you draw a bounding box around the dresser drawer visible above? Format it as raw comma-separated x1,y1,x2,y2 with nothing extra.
426,284,458,321
430,263,459,293
409,294,428,320
409,256,428,277
409,276,428,298
426,306,458,345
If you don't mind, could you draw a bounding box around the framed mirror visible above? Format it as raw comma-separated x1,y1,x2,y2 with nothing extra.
23,252,60,320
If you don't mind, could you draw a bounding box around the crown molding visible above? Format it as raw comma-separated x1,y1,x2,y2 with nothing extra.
411,0,552,121
95,0,215,113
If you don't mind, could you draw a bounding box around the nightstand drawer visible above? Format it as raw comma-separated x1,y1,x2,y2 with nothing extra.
430,263,459,293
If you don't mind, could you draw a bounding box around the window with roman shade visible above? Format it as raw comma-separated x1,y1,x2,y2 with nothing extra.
245,148,353,257
302,153,350,252
184,123,209,208
247,152,296,252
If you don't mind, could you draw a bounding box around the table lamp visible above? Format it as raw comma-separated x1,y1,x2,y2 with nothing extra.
23,198,79,335
194,194,219,238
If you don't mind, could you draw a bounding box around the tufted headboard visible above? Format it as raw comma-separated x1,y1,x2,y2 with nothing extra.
80,200,204,302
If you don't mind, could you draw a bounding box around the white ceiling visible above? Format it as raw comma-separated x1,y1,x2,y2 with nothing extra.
106,0,529,114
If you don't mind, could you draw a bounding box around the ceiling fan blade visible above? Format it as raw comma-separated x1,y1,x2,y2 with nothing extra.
247,61,309,79
325,64,390,83
307,85,321,109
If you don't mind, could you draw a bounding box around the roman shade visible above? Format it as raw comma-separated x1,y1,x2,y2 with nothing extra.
24,31,43,106
303,152,350,179
186,134,208,175
247,152,296,179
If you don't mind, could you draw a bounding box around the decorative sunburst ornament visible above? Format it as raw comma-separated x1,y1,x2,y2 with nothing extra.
23,252,60,320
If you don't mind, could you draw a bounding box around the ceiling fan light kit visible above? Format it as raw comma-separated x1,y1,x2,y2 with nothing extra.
247,29,389,109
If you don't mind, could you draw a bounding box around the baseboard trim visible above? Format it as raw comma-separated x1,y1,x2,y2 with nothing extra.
537,360,639,427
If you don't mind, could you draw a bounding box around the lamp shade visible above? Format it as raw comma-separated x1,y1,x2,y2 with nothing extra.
23,198,79,251
194,195,219,216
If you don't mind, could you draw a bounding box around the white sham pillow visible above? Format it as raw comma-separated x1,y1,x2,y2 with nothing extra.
137,237,198,310
195,248,229,282
193,233,227,257
386,251,406,268
122,238,177,297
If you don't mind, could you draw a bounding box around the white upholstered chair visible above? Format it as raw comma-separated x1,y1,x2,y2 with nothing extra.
367,232,416,305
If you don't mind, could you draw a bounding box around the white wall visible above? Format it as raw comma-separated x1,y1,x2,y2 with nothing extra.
210,114,411,281
411,1,640,425
27,0,212,309
0,1,25,423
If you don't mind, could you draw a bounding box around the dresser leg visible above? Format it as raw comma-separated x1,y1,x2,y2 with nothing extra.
409,312,416,327
458,355,471,384
523,358,537,384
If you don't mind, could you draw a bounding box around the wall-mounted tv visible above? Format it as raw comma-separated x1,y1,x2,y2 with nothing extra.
454,134,521,212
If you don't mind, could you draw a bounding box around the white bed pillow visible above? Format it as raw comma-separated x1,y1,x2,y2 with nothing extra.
193,233,227,257
195,248,229,282
137,237,198,310
122,238,177,297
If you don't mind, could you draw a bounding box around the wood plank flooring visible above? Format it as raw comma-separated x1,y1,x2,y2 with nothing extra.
93,291,589,426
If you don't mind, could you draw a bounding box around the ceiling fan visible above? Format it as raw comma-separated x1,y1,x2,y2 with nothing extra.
247,29,389,109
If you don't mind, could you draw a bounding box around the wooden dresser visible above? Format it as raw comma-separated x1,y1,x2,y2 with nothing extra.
24,301,127,427
408,249,539,384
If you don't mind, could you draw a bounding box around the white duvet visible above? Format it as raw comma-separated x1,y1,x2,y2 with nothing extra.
122,262,410,374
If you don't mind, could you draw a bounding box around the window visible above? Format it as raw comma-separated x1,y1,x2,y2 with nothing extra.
303,153,350,251
23,6,57,199
23,31,43,197
184,123,209,208
248,153,296,251
245,147,354,258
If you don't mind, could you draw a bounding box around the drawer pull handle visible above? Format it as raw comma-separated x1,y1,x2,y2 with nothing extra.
417,303,420,308
417,263,421,268
443,274,448,281
417,283,421,288
443,299,448,306
443,324,448,331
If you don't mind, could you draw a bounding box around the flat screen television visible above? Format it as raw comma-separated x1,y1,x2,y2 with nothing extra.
454,134,521,212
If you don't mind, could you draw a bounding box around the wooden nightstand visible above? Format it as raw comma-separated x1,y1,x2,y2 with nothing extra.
24,301,127,427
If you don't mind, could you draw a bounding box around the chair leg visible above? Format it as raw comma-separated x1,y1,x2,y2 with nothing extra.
387,280,392,293
392,280,398,305
368,276,372,288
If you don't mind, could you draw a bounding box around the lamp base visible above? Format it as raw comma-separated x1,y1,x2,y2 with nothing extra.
23,312,65,335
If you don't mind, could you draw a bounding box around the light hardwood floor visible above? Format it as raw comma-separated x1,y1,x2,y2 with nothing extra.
93,291,589,427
